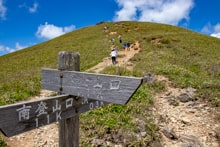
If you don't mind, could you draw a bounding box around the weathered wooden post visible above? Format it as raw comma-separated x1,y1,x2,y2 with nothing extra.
58,51,80,147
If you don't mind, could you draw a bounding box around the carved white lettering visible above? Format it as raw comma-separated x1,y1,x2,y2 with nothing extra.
97,95,103,100
16,104,32,121
110,80,121,90
89,103,94,110
35,101,48,117
82,98,89,104
100,101,104,106
95,101,99,108
53,100,61,112
66,98,73,108
93,83,102,89
56,111,62,121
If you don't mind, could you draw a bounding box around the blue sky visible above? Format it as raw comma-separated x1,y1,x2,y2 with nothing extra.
0,0,220,56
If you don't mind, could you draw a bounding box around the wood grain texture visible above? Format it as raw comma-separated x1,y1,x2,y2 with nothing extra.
58,51,80,147
0,95,108,137
0,95,69,137
42,69,143,105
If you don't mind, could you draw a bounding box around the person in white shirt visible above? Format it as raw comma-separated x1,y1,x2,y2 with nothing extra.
110,48,117,65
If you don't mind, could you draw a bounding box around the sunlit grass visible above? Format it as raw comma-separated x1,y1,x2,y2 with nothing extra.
80,66,160,146
0,21,220,145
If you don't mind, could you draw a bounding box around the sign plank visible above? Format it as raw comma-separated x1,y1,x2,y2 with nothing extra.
0,95,108,137
42,68,143,105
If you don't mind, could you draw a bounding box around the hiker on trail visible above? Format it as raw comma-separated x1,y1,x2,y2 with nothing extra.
110,48,117,65
123,42,127,50
127,42,131,51
103,26,108,32
119,36,122,43
103,26,107,30
111,38,115,44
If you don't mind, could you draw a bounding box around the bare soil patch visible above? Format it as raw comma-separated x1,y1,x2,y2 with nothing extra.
4,33,219,147
153,75,220,147
4,40,141,147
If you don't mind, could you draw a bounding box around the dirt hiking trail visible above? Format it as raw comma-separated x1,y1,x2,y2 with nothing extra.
153,76,220,147
4,31,220,147
4,37,141,147
87,41,140,73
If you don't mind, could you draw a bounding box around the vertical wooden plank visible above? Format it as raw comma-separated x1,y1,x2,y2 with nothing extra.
58,51,80,147
58,51,80,71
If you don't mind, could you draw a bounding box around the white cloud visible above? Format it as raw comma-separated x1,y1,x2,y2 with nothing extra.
0,42,27,55
15,42,27,50
211,33,220,38
213,23,220,32
19,2,38,13
0,45,5,51
36,22,76,40
202,23,220,39
113,0,194,25
29,2,38,13
0,0,7,20
201,22,213,34
210,23,220,38
0,44,14,53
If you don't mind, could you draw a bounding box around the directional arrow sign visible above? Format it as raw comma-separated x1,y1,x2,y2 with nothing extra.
42,68,143,105
0,95,109,137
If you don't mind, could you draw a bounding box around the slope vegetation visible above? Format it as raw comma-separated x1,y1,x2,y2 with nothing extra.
1,21,220,146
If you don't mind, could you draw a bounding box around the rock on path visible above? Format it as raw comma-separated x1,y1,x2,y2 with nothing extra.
153,75,220,147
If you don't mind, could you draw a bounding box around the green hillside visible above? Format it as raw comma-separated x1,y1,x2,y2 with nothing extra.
0,21,220,146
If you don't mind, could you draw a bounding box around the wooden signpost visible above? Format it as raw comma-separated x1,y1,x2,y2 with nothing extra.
0,51,143,147
0,95,108,137
42,68,142,105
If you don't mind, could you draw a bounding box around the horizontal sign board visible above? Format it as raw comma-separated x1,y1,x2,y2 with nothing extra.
42,68,143,105
0,95,108,137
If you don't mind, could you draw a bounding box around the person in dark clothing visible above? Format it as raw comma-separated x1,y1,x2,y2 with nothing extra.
119,36,122,43
127,42,130,51
123,42,127,50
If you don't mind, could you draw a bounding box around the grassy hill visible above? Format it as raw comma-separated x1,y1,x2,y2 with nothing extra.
0,21,220,146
